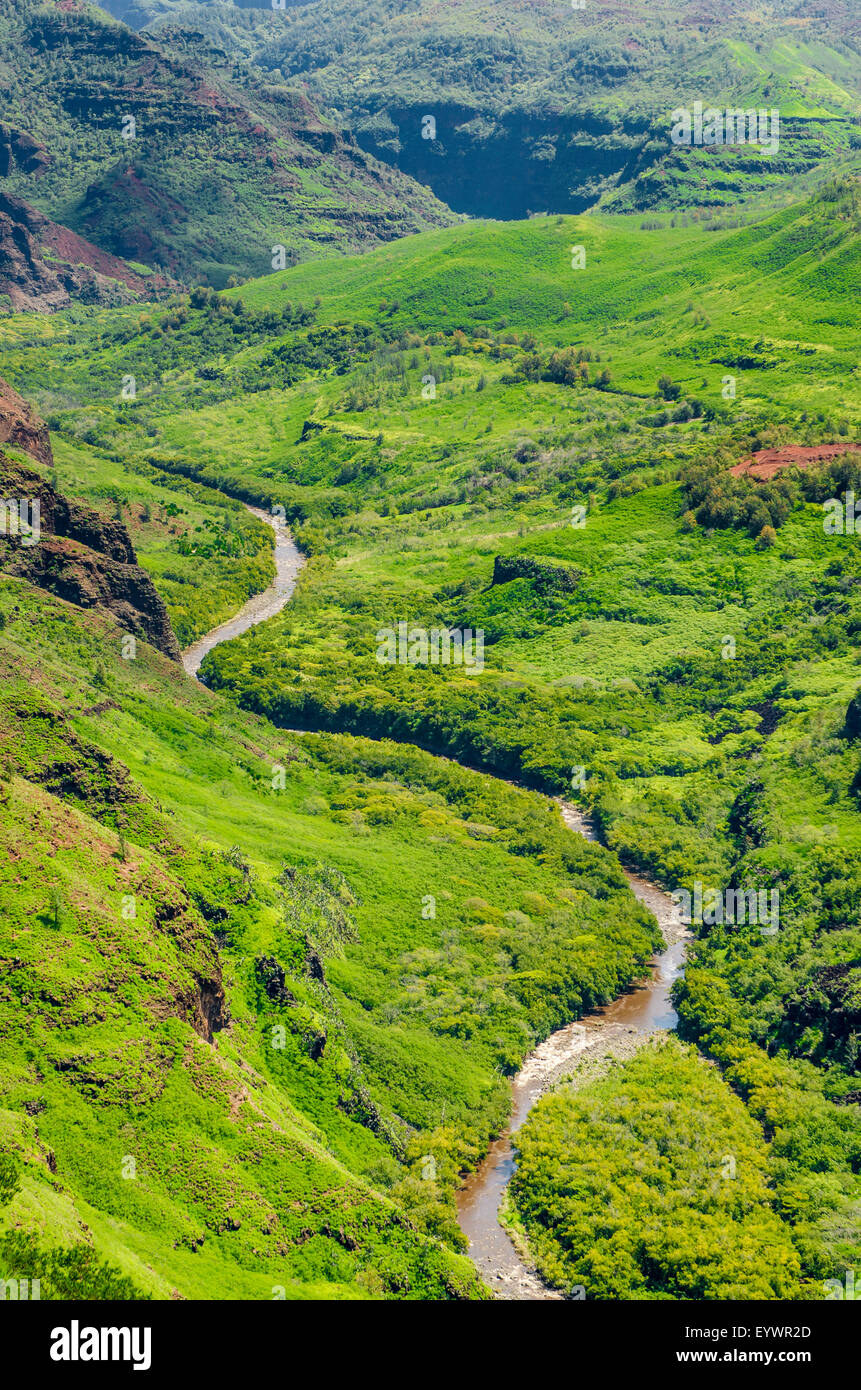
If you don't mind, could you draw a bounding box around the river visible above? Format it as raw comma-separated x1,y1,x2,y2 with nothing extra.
456,802,689,1299
181,506,305,677
183,501,689,1302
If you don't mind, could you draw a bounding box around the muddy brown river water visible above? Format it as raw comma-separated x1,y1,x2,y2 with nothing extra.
455,803,689,1300
184,503,688,1301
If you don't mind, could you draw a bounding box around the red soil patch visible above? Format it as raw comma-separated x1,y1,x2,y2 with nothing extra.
40,221,149,293
0,376,52,467
731,444,861,481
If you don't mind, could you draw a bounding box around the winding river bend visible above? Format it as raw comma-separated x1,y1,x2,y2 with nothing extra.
457,803,688,1300
183,501,689,1302
182,507,305,677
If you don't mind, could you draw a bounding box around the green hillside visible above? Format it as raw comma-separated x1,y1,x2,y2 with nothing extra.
0,486,660,1297
2,173,861,1300
114,0,861,218
0,0,454,287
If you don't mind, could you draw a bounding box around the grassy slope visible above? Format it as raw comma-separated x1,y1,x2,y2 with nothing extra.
0,570,659,1298
2,183,861,1294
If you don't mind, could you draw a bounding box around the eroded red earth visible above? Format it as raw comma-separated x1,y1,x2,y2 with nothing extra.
731,444,861,480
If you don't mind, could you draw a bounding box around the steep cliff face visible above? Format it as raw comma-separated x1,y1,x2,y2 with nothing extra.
241,0,860,219
350,104,646,219
0,451,182,661
0,376,53,466
0,378,182,658
0,191,162,311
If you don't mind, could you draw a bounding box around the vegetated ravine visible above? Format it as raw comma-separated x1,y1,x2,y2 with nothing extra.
184,500,690,1301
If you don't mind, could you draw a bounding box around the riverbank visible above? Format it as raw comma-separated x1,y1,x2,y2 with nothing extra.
182,506,305,676
455,801,689,1300
182,496,689,1302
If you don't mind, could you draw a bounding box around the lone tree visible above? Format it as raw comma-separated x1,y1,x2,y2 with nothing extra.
657,374,681,401
48,886,65,930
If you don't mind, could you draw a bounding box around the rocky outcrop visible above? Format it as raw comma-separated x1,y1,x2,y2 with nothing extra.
151,895,229,1041
0,191,163,311
492,554,581,594
0,198,68,312
0,376,53,467
0,452,182,662
184,973,229,1043
255,955,298,1007
844,689,861,742
0,123,50,177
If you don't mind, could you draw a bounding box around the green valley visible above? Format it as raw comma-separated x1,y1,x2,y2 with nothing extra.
1,0,860,1318
109,0,861,220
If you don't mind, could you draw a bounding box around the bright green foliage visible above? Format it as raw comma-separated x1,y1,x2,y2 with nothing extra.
0,574,657,1298
2,168,861,1299
509,1038,809,1300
